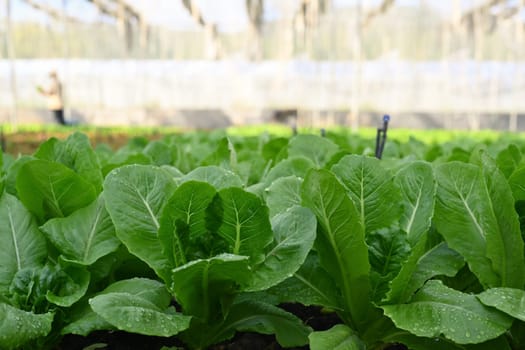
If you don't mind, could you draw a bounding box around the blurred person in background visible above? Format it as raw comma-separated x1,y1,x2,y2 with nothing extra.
37,71,66,125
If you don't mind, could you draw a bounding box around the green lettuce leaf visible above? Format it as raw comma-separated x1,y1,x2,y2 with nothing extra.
61,302,114,336
384,332,511,350
40,195,119,265
264,175,302,218
508,165,525,201
265,253,342,310
4,155,33,196
394,161,435,245
222,300,312,347
143,140,176,166
104,164,177,282
183,300,311,349
181,165,243,190
200,137,237,170
16,159,97,223
367,227,410,303
209,187,273,264
434,161,525,288
34,132,103,192
247,205,316,291
477,152,525,288
0,303,53,350
331,155,402,235
495,144,521,179
64,278,175,336
0,193,47,294
262,156,315,186
158,181,217,268
287,134,339,168
309,324,365,350
301,169,371,330
386,237,464,304
9,259,89,311
171,254,251,322
478,287,525,321
45,258,90,307
90,293,190,337
382,280,512,344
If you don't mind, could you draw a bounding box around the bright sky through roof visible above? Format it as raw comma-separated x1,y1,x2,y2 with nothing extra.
5,0,518,31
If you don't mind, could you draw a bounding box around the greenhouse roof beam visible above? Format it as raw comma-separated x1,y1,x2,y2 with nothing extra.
460,0,508,24
87,0,144,24
362,0,395,28
22,0,80,22
181,0,221,59
87,0,119,18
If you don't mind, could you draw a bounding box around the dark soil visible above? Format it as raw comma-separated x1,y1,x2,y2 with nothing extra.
57,304,408,350
1,130,166,155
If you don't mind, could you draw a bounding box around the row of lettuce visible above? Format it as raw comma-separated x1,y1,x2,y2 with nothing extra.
1,130,525,350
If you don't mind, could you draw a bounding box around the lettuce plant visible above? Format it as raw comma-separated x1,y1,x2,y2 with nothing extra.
100,164,316,349
265,153,525,350
0,133,132,349
4,131,525,350
0,191,95,349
